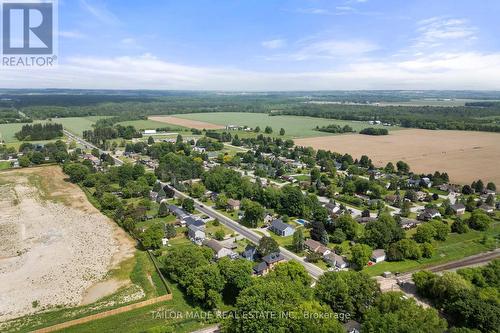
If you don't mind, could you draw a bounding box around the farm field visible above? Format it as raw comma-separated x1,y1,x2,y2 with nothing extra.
116,119,185,131
148,115,224,130
150,112,397,138
0,166,135,324
295,129,500,184
55,116,108,136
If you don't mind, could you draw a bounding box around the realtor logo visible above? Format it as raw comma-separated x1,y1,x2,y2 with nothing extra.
1,0,57,66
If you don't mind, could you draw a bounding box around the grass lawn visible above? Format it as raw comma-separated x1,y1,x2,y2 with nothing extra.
173,112,401,139
364,222,500,276
0,161,11,170
61,280,209,333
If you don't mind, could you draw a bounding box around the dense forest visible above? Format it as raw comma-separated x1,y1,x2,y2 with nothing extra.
15,123,63,141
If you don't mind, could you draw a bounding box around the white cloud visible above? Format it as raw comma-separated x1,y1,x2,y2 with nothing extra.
58,31,87,39
414,17,477,49
261,39,286,49
79,0,120,25
2,51,500,90
290,39,379,60
296,8,331,15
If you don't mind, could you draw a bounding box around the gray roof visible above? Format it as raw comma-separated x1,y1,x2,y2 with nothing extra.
184,216,205,228
451,203,465,210
271,219,294,232
168,205,187,217
203,239,225,252
188,224,204,233
372,249,386,258
262,252,285,264
253,261,268,273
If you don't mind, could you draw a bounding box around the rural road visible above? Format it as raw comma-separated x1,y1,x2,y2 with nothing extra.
172,188,325,280
63,129,124,166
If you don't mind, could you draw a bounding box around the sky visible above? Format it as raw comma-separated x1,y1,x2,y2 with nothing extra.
2,0,500,90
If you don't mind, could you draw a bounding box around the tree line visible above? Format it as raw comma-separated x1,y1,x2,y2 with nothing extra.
15,123,63,141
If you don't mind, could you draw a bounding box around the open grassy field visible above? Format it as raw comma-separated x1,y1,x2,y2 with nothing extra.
296,129,500,184
54,116,109,136
117,119,186,131
364,222,500,276
151,112,398,139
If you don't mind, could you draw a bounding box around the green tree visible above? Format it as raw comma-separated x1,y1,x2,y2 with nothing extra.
241,200,264,227
157,201,169,217
164,223,177,238
451,217,469,234
163,245,212,287
279,128,285,136
413,223,436,243
257,236,279,257
217,258,253,300
19,156,30,167
187,264,225,309
315,271,380,319
350,244,372,270
264,126,273,134
468,209,492,231
362,292,447,333
190,182,206,198
214,229,225,240
182,198,195,213
428,220,450,241
63,163,90,183
215,193,229,210
421,242,434,258
141,224,164,249
292,228,305,253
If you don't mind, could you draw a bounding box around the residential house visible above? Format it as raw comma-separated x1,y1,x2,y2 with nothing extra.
184,216,205,228
188,225,205,242
439,184,460,193
371,249,386,263
420,177,432,188
253,261,269,276
168,205,188,220
480,204,494,214
269,219,295,237
344,320,361,333
202,239,235,259
263,213,274,224
323,252,348,269
304,239,331,256
385,194,399,205
262,252,285,269
450,203,466,215
356,216,377,224
417,208,441,221
399,218,421,229
242,245,257,261
483,189,496,196
325,202,340,215
227,199,241,211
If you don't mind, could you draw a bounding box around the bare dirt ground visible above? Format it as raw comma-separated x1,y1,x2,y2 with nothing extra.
0,166,135,322
148,115,225,130
295,129,500,184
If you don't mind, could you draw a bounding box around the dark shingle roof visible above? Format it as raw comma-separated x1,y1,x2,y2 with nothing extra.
262,252,285,264
271,219,294,232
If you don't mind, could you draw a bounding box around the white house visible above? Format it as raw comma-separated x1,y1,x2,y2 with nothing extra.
188,225,206,242
143,129,157,135
203,239,234,259
269,219,295,237
323,253,348,269
371,249,386,263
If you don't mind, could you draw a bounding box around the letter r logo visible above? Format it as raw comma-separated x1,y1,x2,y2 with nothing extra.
2,2,53,54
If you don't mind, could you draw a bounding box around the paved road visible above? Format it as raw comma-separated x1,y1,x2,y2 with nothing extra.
64,130,124,166
173,188,325,279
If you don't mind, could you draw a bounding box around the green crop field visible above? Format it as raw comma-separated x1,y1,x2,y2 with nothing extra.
173,112,400,138
117,119,185,131
55,116,109,136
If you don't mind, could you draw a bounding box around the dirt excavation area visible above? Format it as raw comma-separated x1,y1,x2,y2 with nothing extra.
295,129,500,184
149,115,225,130
0,166,135,322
